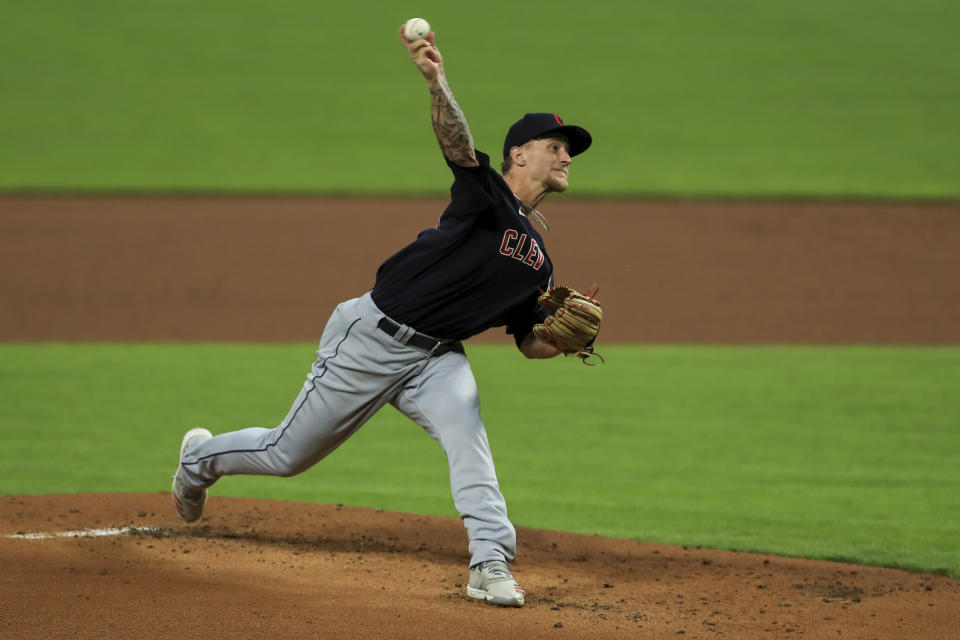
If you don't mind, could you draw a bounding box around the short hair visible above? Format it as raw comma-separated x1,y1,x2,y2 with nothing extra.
500,134,569,175
500,138,537,175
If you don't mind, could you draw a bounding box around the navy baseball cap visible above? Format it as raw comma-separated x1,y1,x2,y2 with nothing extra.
502,113,592,160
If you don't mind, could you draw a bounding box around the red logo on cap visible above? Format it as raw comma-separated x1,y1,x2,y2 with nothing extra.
553,114,564,125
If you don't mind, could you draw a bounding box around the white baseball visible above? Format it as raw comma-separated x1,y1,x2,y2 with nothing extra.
403,17,430,41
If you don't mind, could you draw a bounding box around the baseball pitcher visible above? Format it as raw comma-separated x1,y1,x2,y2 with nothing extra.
171,23,603,608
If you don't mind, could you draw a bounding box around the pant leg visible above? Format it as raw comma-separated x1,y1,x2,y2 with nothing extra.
179,294,428,488
392,351,517,567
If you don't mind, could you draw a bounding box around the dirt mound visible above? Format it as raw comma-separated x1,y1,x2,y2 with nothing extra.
2,494,957,639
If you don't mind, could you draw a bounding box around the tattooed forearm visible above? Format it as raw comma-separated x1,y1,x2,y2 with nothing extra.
430,77,479,167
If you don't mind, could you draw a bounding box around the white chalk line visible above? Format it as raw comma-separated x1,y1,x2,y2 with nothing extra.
7,526,161,540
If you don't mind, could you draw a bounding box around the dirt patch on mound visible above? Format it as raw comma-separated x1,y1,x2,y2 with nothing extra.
2,494,957,639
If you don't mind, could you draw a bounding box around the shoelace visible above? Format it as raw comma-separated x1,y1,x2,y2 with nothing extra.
478,560,512,578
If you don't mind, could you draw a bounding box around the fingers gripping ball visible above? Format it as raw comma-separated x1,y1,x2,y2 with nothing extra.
403,17,431,41
533,285,605,365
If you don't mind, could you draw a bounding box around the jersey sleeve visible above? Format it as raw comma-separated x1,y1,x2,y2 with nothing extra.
505,277,552,349
443,151,501,219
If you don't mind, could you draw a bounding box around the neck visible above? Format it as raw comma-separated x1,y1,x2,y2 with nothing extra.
508,187,551,232
504,175,551,211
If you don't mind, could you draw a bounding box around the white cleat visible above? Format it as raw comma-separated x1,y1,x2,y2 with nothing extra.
171,427,212,523
466,559,526,607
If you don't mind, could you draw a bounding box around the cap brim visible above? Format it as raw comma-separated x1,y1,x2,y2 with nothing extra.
544,125,592,156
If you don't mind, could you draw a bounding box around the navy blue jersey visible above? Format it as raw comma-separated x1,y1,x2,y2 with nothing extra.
371,150,552,345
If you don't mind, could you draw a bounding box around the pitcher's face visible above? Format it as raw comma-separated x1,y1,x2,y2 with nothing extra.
523,136,572,192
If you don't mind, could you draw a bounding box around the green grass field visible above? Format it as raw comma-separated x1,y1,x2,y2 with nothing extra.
2,343,958,576
1,0,958,197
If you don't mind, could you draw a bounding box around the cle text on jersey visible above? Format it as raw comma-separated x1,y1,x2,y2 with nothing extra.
498,229,545,270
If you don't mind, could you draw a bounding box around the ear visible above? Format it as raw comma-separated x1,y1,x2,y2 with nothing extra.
509,145,526,167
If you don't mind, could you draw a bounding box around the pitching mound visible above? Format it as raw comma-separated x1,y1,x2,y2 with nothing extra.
2,494,957,639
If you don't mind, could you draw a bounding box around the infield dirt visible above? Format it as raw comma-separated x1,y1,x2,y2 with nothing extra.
3,494,959,639
2,196,959,343
2,196,959,639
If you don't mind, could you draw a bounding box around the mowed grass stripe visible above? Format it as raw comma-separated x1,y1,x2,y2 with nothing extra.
0,343,957,575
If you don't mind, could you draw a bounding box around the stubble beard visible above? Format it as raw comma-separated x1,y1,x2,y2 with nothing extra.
546,175,568,194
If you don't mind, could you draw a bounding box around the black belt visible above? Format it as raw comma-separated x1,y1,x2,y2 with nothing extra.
377,317,463,357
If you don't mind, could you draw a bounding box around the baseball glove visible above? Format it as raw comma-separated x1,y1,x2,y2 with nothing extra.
533,285,605,365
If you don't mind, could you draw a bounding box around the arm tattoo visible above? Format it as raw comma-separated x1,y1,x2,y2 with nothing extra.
430,77,478,166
